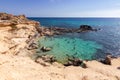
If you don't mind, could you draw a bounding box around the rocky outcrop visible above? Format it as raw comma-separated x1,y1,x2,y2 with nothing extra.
36,25,98,36
100,55,112,65
0,13,27,21
64,58,83,66
0,13,13,20
64,56,87,68
77,25,98,33
0,13,40,55
0,13,40,27
0,21,17,27
35,55,56,65
79,25,93,30
28,42,38,50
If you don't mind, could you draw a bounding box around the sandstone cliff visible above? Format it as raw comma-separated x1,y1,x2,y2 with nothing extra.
0,13,40,55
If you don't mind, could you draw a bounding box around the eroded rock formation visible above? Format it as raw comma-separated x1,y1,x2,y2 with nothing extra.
0,13,40,55
36,25,98,36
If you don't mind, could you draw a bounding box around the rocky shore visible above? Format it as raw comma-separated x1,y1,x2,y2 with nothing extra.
0,13,120,80
36,24,98,36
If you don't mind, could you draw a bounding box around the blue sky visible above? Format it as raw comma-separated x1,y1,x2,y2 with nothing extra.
0,0,120,17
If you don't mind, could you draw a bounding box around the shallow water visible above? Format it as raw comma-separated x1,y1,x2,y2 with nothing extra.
38,37,103,63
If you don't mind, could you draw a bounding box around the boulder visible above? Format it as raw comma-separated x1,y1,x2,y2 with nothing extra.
35,58,51,66
41,47,51,52
64,57,83,66
81,63,88,68
100,55,112,65
35,55,56,64
79,25,93,31
41,55,56,63
28,42,38,50
72,58,83,66
104,55,112,65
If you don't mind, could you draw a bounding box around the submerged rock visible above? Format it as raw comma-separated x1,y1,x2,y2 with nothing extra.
41,47,52,52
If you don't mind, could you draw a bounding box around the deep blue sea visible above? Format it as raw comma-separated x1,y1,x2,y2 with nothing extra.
29,18,120,63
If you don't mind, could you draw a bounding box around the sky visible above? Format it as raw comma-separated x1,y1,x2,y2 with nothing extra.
0,0,120,17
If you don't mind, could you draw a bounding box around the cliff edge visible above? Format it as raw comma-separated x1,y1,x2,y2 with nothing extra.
0,13,40,55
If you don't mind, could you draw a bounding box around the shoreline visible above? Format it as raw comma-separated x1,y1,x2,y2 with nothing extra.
34,25,116,66
0,13,120,80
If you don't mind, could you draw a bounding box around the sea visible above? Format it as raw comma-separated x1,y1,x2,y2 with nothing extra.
29,18,120,63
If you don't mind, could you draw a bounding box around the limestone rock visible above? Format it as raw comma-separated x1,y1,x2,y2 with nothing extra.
0,41,9,53
0,12,40,55
100,55,112,65
79,25,93,30
41,47,52,52
64,57,84,67
0,12,40,27
104,55,112,65
35,55,56,63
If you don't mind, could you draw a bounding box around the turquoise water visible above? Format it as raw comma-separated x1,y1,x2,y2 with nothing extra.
38,37,102,63
29,18,120,63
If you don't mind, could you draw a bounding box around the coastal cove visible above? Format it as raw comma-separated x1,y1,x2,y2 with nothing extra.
0,13,120,80
29,18,120,63
1,0,120,79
